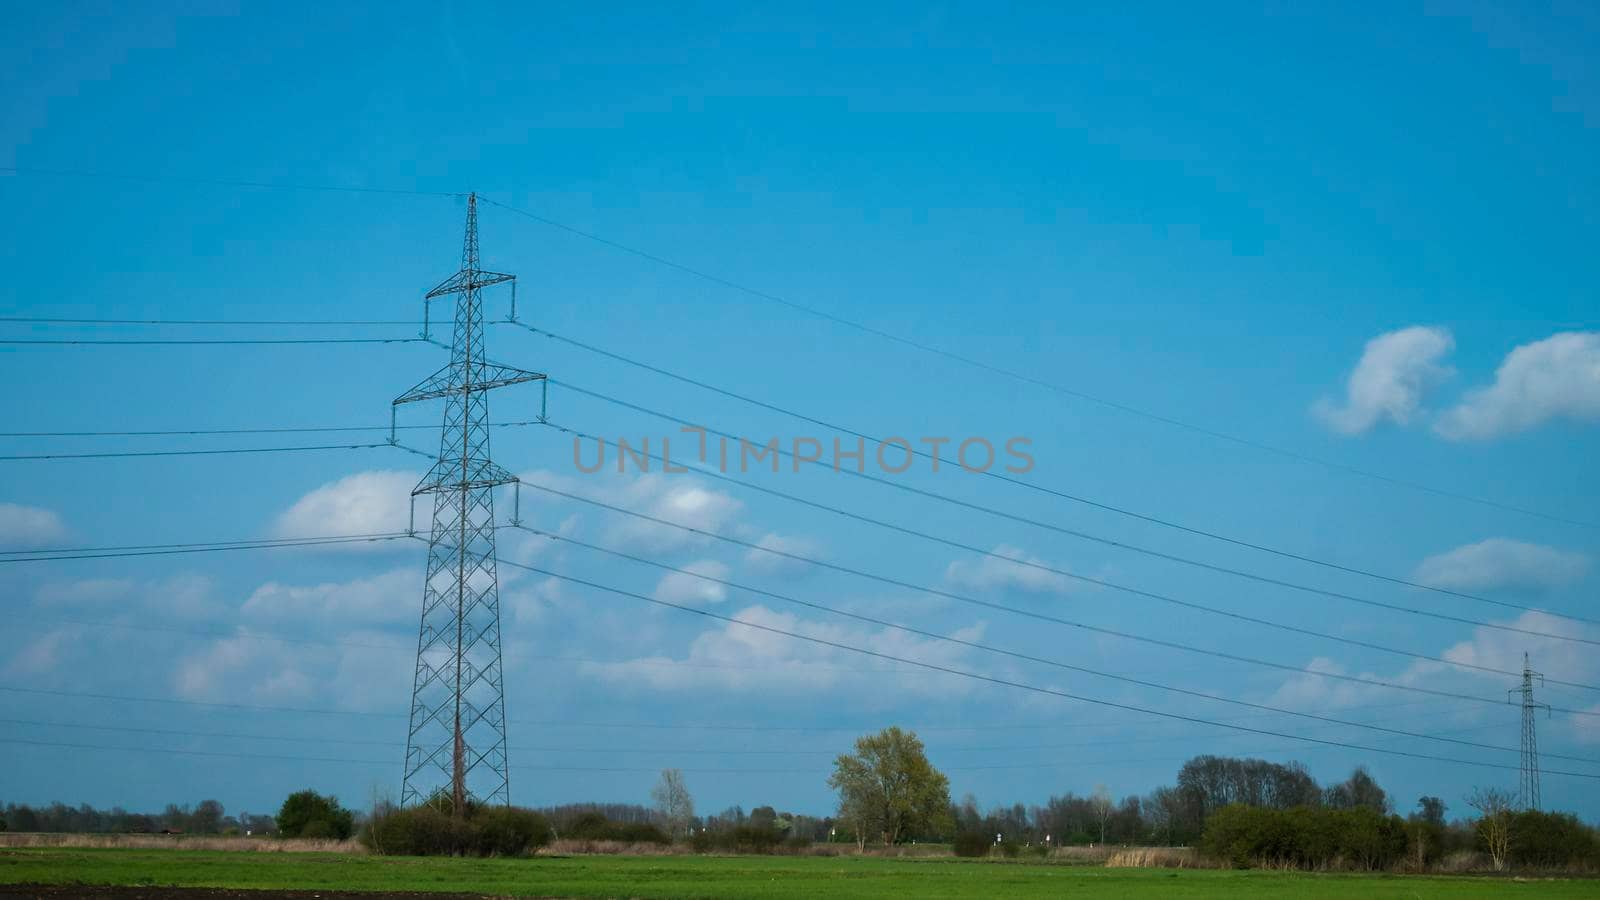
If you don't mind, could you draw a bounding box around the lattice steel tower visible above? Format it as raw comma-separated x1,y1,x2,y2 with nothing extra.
1509,652,1550,811
395,193,544,813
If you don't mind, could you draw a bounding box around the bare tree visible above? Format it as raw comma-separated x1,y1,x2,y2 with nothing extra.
1466,787,1513,871
650,769,695,839
1090,784,1113,846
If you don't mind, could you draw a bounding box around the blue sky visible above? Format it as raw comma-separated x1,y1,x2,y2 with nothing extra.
2,1,1598,824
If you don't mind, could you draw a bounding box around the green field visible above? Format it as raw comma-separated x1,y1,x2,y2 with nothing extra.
2,849,1595,899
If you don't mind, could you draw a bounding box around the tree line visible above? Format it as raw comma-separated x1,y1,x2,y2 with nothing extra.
0,800,276,836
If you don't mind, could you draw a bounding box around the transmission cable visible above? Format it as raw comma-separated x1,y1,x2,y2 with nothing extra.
508,525,1600,761
0,419,542,439
0,165,461,198
0,316,421,326
0,531,413,563
524,426,1600,692
495,562,1600,781
544,384,1599,647
0,442,418,463
475,195,1591,530
513,479,1600,716
0,337,424,346
0,683,1481,736
509,322,1597,627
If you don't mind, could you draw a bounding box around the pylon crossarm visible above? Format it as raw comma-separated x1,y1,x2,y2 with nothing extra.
393,363,546,406
426,269,515,299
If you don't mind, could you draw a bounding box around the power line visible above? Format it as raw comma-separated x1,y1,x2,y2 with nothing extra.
521,428,1600,691
513,480,1600,715
495,562,1600,781
0,317,421,326
475,196,1593,530
1,711,1503,760
0,419,543,439
0,532,412,562
5,615,921,676
544,386,1600,648
0,682,1484,738
0,530,414,560
1,166,1583,528
511,322,1600,628
0,165,461,198
507,526,1600,762
0,442,417,463
0,337,424,346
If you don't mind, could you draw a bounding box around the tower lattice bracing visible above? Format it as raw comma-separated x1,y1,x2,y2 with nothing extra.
396,193,544,813
1510,652,1549,811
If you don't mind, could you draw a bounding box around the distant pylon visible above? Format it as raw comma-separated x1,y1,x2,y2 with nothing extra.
1509,651,1550,811
394,193,545,814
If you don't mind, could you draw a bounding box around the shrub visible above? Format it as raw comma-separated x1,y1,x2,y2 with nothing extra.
1200,804,1408,871
275,791,354,840
1507,810,1600,869
952,831,991,858
362,804,551,857
559,812,668,845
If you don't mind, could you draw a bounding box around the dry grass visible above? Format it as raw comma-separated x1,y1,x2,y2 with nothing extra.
540,839,689,856
1104,847,1214,869
0,833,363,854
1049,845,1115,864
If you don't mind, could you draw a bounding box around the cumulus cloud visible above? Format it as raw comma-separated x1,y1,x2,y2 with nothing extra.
945,544,1072,595
1314,326,1455,435
271,470,418,546
743,532,823,574
1435,331,1600,440
240,568,419,625
1267,610,1600,744
33,573,223,620
1414,538,1589,592
172,624,409,710
580,604,983,695
519,468,744,553
0,502,67,546
3,627,79,677
651,560,731,604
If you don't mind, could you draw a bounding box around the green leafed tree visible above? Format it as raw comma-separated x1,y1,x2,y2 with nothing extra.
276,790,354,840
828,726,952,848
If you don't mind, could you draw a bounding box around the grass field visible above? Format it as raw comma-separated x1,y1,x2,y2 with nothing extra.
2,849,1595,899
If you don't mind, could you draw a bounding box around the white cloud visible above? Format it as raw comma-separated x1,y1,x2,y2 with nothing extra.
1574,703,1600,746
580,604,983,695
1414,538,1589,592
1267,656,1387,711
945,544,1072,595
0,502,67,546
519,468,744,553
240,568,419,625
271,470,418,546
3,627,78,677
1314,326,1455,435
1438,610,1598,677
651,560,731,605
743,533,823,574
1435,331,1600,440
174,633,316,703
33,574,224,620
34,578,135,609
1267,610,1600,744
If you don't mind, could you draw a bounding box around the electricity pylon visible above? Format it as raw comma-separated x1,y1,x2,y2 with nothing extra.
1508,651,1550,811
395,193,544,814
